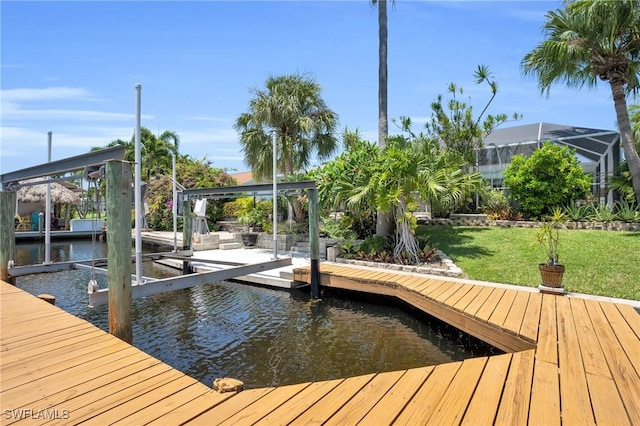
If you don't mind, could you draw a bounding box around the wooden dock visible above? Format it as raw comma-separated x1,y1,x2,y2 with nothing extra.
1,262,639,425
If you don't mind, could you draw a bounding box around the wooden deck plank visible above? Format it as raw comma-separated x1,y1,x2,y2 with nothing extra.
616,303,640,339
474,288,506,323
570,298,612,379
407,277,440,294
598,301,640,375
0,317,86,344
45,369,187,425
494,349,535,426
86,376,205,425
323,370,405,425
1,329,111,366
3,264,639,426
518,292,542,342
461,353,512,425
395,276,427,292
357,366,434,425
555,296,595,426
3,361,168,425
441,283,473,307
288,373,376,425
585,373,633,426
1,322,99,354
501,291,529,335
254,379,344,426
451,285,484,312
420,280,453,300
1,340,129,389
432,282,465,304
1,349,152,409
569,300,632,426
145,391,235,426
535,294,558,365
462,286,496,317
528,360,560,426
427,357,488,425
218,382,311,426
584,299,640,425
392,361,462,425
188,388,275,425
488,289,518,328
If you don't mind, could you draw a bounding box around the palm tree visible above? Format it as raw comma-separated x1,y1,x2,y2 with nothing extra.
140,128,180,182
106,128,180,182
522,0,640,204
372,0,394,236
235,73,338,222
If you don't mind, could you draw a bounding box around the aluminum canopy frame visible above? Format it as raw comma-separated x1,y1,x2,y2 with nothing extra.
480,122,620,204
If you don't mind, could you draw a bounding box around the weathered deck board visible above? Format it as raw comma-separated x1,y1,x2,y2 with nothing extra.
356,366,433,425
427,357,488,425
495,349,535,426
217,382,311,426
254,379,344,425
289,373,376,425
555,296,596,426
323,370,405,425
461,353,512,425
528,359,561,425
393,361,462,425
3,261,639,425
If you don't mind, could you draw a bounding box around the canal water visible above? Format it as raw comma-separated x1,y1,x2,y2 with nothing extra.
14,240,498,389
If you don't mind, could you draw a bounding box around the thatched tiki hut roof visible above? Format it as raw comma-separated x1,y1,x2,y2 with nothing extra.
17,180,81,204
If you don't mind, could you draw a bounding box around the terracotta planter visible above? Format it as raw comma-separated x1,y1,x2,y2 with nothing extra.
539,263,565,288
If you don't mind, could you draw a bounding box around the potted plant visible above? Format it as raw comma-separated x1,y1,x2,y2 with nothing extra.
535,208,567,289
237,207,266,247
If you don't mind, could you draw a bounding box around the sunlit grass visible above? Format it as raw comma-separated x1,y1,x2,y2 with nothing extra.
419,226,640,301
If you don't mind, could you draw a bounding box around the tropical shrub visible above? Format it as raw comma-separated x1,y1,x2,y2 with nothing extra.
358,235,391,255
482,189,512,220
503,142,592,219
589,204,616,223
320,216,357,240
144,156,235,231
614,200,640,222
563,201,592,222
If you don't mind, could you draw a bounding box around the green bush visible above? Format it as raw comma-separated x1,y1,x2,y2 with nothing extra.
320,216,357,240
503,142,592,219
358,235,391,255
589,204,616,223
614,201,640,222
563,201,591,222
482,189,512,220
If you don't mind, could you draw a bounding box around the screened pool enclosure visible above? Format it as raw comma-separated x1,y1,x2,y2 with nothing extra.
479,122,621,205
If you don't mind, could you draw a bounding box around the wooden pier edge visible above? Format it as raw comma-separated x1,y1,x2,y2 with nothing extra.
2,261,639,425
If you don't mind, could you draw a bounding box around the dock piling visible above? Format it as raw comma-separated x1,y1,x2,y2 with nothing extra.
0,191,16,284
106,160,133,344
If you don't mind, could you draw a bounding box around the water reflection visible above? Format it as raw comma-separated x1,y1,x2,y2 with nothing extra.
15,240,497,389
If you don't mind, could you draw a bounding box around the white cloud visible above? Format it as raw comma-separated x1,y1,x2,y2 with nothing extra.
186,116,234,123
1,86,96,102
2,103,146,122
177,127,239,146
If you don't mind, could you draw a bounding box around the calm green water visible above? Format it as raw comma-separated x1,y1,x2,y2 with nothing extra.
14,240,498,388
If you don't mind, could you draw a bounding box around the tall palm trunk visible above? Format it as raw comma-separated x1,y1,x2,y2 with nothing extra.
284,156,304,223
376,0,392,236
610,81,640,204
378,0,388,148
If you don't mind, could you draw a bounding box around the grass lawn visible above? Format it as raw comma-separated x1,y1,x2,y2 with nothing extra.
419,225,640,301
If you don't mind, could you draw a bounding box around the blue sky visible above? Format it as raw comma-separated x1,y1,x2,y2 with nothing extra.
0,0,620,176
